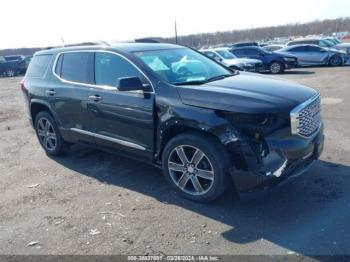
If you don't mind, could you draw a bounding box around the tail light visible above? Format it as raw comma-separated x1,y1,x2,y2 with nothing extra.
20,79,25,91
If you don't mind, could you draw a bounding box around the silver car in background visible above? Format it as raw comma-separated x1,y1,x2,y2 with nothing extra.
200,48,264,72
276,44,349,66
287,37,350,55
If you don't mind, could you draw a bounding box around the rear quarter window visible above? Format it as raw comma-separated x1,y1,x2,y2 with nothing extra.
25,54,52,78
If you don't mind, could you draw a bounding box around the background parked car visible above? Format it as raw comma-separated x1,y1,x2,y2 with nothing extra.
201,48,264,72
230,46,298,74
230,42,259,48
4,55,25,62
287,38,335,48
263,44,285,52
288,37,350,55
276,44,348,66
0,55,27,77
323,37,342,45
23,55,33,68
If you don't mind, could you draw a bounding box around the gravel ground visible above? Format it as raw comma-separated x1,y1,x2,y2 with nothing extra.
0,66,350,257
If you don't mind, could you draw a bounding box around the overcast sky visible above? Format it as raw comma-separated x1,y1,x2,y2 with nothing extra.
1,0,349,49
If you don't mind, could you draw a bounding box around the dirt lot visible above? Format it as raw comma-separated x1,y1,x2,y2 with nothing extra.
0,66,350,257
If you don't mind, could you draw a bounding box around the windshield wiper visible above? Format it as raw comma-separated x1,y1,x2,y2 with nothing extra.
174,74,234,86
174,80,206,86
205,74,233,83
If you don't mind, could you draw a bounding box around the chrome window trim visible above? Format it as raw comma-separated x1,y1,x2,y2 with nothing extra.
70,128,146,151
290,93,322,138
51,50,155,94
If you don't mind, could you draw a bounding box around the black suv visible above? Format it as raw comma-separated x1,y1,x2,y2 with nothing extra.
0,55,27,77
22,43,324,202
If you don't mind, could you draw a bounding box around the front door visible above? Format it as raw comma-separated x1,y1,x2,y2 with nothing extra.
88,51,155,160
307,46,329,64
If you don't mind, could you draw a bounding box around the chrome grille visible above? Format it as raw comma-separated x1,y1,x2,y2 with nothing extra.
291,94,322,137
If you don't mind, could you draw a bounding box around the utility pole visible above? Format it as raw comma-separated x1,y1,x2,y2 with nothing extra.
175,21,178,44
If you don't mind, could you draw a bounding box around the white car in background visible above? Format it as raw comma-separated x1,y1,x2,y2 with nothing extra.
200,48,265,73
263,44,285,52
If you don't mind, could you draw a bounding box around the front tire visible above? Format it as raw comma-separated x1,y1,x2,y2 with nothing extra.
161,132,232,202
269,61,284,74
329,55,343,66
34,111,66,156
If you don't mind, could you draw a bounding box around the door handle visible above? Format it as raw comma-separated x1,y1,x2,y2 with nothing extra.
46,89,56,96
88,95,102,102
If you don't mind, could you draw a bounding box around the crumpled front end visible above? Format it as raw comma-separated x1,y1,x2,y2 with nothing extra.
226,125,324,192
221,94,324,193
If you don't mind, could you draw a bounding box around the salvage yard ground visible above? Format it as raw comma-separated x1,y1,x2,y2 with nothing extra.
0,66,350,256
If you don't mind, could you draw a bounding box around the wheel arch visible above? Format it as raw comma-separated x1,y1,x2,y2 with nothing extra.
30,99,58,125
328,54,342,66
155,117,238,162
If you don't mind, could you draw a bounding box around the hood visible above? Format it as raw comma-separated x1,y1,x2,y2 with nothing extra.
325,47,348,55
177,72,317,114
336,43,350,48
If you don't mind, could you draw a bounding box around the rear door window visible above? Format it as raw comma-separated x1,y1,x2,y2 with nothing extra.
25,54,52,78
60,52,91,84
245,49,259,55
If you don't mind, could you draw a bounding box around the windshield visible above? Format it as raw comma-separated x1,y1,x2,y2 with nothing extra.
320,40,335,47
134,48,232,85
216,50,236,59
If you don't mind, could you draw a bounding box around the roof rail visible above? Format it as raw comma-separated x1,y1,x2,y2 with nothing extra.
134,38,160,43
45,41,110,50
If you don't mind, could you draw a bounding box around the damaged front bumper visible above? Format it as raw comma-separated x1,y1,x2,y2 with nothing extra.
227,124,324,193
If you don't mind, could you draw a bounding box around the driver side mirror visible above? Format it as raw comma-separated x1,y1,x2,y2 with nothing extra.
117,76,149,92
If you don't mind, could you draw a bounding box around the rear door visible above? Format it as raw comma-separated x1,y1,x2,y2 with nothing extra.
48,51,95,143
88,51,155,160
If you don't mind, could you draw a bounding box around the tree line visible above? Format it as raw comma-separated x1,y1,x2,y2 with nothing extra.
156,17,350,48
1,17,349,55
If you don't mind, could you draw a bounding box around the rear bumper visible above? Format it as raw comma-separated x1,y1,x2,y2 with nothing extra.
229,124,324,193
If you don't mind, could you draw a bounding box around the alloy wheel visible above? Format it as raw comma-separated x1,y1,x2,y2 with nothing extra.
168,145,214,195
270,62,281,74
331,56,341,66
37,117,57,151
7,69,15,77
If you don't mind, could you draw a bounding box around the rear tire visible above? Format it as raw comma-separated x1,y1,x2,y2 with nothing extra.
269,61,284,74
34,111,66,156
161,132,232,202
329,55,343,67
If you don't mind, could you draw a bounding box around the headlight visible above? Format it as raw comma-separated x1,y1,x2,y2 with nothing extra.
223,113,289,136
283,57,295,62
